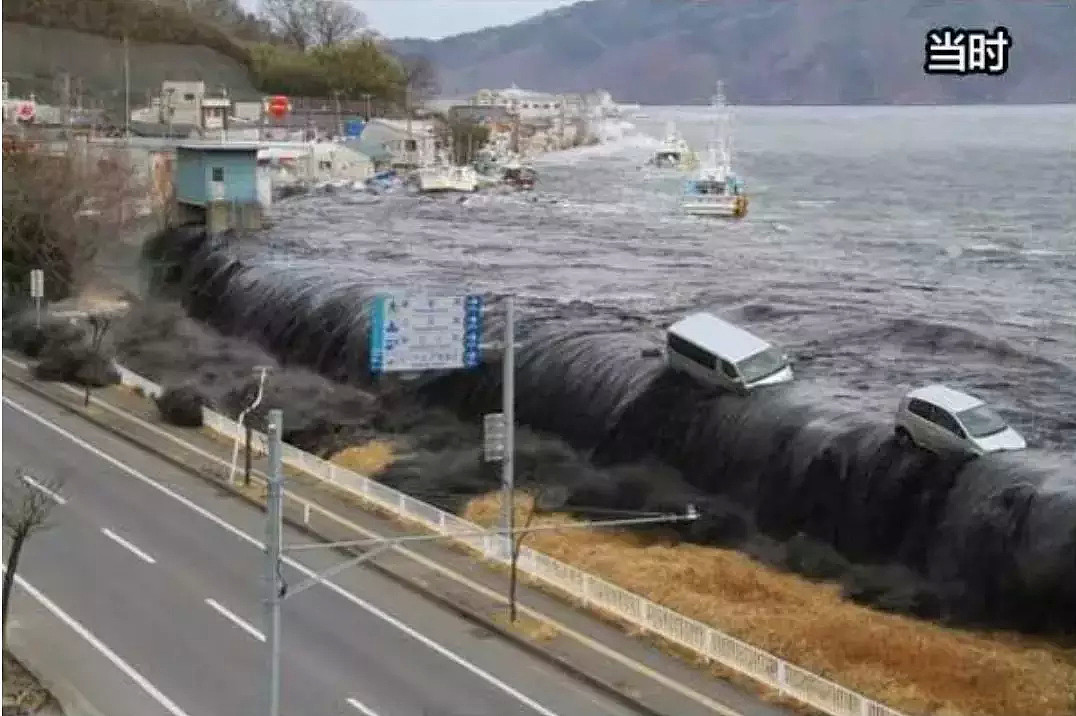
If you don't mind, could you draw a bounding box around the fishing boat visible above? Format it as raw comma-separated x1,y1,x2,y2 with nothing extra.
650,122,697,169
501,157,537,190
681,82,748,218
416,152,478,193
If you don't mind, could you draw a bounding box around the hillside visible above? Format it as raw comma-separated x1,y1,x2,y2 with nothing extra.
392,0,1076,105
3,22,259,113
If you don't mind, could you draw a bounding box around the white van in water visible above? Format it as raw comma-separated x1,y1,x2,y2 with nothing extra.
665,312,794,392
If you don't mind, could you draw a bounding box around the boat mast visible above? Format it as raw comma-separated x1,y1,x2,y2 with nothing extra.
707,81,733,178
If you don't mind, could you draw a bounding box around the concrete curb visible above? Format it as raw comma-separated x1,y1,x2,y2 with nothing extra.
3,371,669,716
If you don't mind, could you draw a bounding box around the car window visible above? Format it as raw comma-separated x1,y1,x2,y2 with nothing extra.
932,409,966,437
907,398,934,420
736,347,787,383
720,360,737,379
667,333,717,370
957,405,1008,438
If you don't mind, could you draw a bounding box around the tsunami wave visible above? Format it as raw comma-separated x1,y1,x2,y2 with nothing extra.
154,227,1076,633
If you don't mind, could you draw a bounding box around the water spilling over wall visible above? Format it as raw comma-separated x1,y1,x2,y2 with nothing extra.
151,228,1076,633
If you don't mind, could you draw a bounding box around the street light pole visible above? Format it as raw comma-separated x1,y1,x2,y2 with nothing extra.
264,409,283,716
122,33,130,141
500,296,515,559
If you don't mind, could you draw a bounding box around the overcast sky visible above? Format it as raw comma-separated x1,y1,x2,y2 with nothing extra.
355,0,578,39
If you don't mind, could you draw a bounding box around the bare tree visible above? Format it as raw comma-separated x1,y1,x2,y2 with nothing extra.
3,472,61,641
261,0,316,50
261,0,363,50
83,314,113,407
3,143,139,302
311,0,365,47
506,488,566,623
400,54,440,103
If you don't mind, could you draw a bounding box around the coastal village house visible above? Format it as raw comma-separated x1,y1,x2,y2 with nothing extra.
471,85,569,122
357,118,441,168
131,81,259,135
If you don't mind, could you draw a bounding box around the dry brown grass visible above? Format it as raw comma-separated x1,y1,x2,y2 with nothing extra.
489,611,560,642
180,415,1076,716
465,492,1076,716
3,651,54,713
329,441,395,475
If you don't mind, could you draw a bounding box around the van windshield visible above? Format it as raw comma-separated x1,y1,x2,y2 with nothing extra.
956,405,1008,438
737,348,788,384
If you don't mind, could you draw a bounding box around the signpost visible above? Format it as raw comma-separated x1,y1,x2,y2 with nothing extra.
29,269,44,327
368,290,514,557
369,292,483,374
483,412,507,462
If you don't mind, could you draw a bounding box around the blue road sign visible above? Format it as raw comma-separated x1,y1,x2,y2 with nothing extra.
369,291,483,374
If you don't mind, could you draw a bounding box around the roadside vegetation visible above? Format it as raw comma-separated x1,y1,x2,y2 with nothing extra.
10,299,1076,716
464,492,1076,716
2,141,138,305
3,0,432,110
2,652,58,715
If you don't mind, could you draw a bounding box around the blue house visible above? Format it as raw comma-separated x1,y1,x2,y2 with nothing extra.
175,143,266,233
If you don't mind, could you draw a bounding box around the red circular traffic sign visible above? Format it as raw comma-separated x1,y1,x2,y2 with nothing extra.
266,95,290,119
15,102,35,121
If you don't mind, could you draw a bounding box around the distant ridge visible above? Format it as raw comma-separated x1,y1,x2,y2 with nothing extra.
391,0,1076,105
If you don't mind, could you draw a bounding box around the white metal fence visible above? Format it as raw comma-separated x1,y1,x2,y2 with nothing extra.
127,369,905,716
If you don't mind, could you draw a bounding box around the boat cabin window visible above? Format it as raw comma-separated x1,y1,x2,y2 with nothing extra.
667,333,717,370
690,181,726,195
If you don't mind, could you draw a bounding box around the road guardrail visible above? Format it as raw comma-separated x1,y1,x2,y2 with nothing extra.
114,364,904,716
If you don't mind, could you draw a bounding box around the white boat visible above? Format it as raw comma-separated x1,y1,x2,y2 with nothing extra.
681,82,748,219
416,154,478,193
651,122,697,169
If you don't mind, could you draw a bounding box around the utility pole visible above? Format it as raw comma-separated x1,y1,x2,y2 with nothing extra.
258,382,696,705
264,409,283,716
362,93,372,121
60,72,71,137
500,296,515,559
559,99,566,149
405,85,414,165
333,90,342,139
122,33,130,140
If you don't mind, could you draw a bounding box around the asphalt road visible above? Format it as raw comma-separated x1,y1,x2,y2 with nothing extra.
2,383,648,716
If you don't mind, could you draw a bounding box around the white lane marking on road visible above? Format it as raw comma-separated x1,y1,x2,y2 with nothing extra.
3,398,564,716
346,697,381,716
4,362,747,716
204,598,265,642
19,473,68,504
101,527,157,565
6,373,743,716
1,567,192,716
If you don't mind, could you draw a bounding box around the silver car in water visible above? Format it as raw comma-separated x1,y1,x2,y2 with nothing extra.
894,384,1026,457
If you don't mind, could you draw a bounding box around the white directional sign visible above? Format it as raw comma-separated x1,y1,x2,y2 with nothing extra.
29,269,44,299
369,291,483,374
483,412,506,462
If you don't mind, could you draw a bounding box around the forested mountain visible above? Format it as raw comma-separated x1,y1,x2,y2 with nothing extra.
392,0,1076,104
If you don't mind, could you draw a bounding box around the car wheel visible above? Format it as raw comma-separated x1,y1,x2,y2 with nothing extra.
895,427,912,447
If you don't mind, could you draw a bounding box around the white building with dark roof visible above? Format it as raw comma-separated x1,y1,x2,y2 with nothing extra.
470,85,574,122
